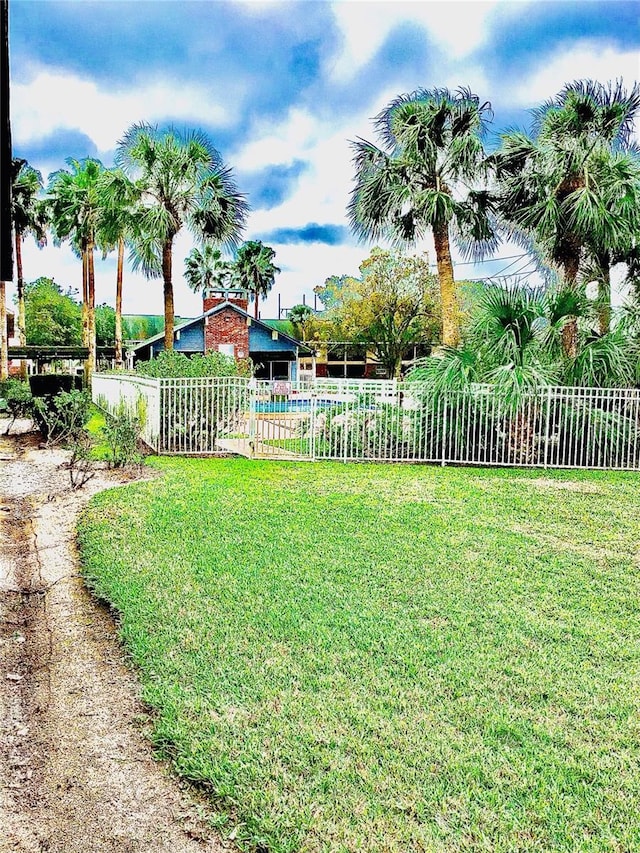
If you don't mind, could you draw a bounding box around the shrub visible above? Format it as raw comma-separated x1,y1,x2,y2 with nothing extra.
66,431,96,490
0,379,34,434
136,350,252,379
102,403,144,468
32,389,92,445
29,373,83,397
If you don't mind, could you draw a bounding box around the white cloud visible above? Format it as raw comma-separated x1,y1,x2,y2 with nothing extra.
510,43,640,108
11,66,237,153
329,0,503,81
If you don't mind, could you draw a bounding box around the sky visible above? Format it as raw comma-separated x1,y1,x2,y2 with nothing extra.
8,0,640,320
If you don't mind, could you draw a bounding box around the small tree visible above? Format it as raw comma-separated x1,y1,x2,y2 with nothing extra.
288,304,314,341
333,248,440,378
233,240,280,319
24,278,82,346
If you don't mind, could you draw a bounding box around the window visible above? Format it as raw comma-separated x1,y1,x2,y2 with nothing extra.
218,344,235,357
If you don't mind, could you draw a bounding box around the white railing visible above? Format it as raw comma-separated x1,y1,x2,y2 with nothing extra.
92,375,640,470
92,374,161,451
157,376,251,454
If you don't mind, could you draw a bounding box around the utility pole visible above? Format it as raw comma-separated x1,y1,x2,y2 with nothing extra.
0,0,12,380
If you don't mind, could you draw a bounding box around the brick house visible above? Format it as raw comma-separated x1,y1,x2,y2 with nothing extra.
133,287,310,381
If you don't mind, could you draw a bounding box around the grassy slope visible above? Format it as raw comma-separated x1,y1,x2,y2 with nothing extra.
79,459,640,853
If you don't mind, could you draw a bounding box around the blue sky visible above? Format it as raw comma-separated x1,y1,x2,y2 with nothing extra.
9,0,640,318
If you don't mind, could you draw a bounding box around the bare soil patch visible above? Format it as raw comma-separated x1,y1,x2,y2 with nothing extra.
0,427,227,853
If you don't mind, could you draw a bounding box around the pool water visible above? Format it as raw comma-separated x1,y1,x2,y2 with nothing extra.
254,398,335,414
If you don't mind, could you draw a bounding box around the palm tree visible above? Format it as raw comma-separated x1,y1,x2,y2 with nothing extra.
11,158,48,376
47,157,104,380
233,240,280,319
348,87,497,347
97,168,138,368
184,244,232,294
288,303,314,341
494,80,640,346
115,124,248,350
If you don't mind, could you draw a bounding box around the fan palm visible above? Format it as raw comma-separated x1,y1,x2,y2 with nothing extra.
233,240,280,319
288,303,314,341
184,244,232,294
47,157,104,379
115,124,248,350
349,87,498,347
11,158,48,375
494,80,640,344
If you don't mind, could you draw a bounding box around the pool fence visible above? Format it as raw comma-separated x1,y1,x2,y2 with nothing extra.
91,374,640,470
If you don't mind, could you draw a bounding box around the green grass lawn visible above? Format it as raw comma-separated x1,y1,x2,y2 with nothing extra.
78,459,640,853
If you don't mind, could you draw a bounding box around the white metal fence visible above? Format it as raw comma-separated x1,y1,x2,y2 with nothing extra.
92,375,640,470
92,373,161,450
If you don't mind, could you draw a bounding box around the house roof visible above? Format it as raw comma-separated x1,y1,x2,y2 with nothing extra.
132,301,311,353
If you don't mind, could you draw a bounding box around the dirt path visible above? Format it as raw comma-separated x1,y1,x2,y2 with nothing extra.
0,428,227,853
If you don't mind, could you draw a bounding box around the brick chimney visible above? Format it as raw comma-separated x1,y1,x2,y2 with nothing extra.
203,286,249,314
202,286,250,359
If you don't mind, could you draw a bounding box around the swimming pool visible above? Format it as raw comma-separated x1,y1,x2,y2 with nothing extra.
254,398,338,414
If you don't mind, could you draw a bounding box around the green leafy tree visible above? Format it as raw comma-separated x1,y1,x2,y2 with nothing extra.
184,244,232,293
95,303,116,347
233,240,280,319
115,123,248,350
333,248,440,378
47,157,105,378
313,275,360,310
23,277,82,346
493,80,640,345
349,87,497,348
11,158,48,375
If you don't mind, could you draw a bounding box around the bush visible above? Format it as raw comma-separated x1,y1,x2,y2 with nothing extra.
102,403,144,468
0,379,34,434
135,350,252,379
32,389,92,445
29,373,83,397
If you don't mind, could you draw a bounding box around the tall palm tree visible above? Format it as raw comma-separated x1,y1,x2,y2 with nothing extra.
184,244,232,294
97,168,138,368
494,80,640,347
233,240,280,319
115,123,248,350
47,157,104,380
349,87,497,347
11,158,48,376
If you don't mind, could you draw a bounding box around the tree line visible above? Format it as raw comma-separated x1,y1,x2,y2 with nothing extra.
10,124,279,380
9,79,640,385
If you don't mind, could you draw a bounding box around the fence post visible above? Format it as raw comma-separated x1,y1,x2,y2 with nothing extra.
248,378,257,457
543,385,552,469
441,392,448,467
310,389,317,461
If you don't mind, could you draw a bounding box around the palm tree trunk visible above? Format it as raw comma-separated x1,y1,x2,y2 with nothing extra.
596,265,611,336
81,246,90,387
14,229,27,379
115,237,124,368
433,222,460,347
87,241,96,382
254,287,259,320
561,254,581,359
163,240,174,350
81,246,89,348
